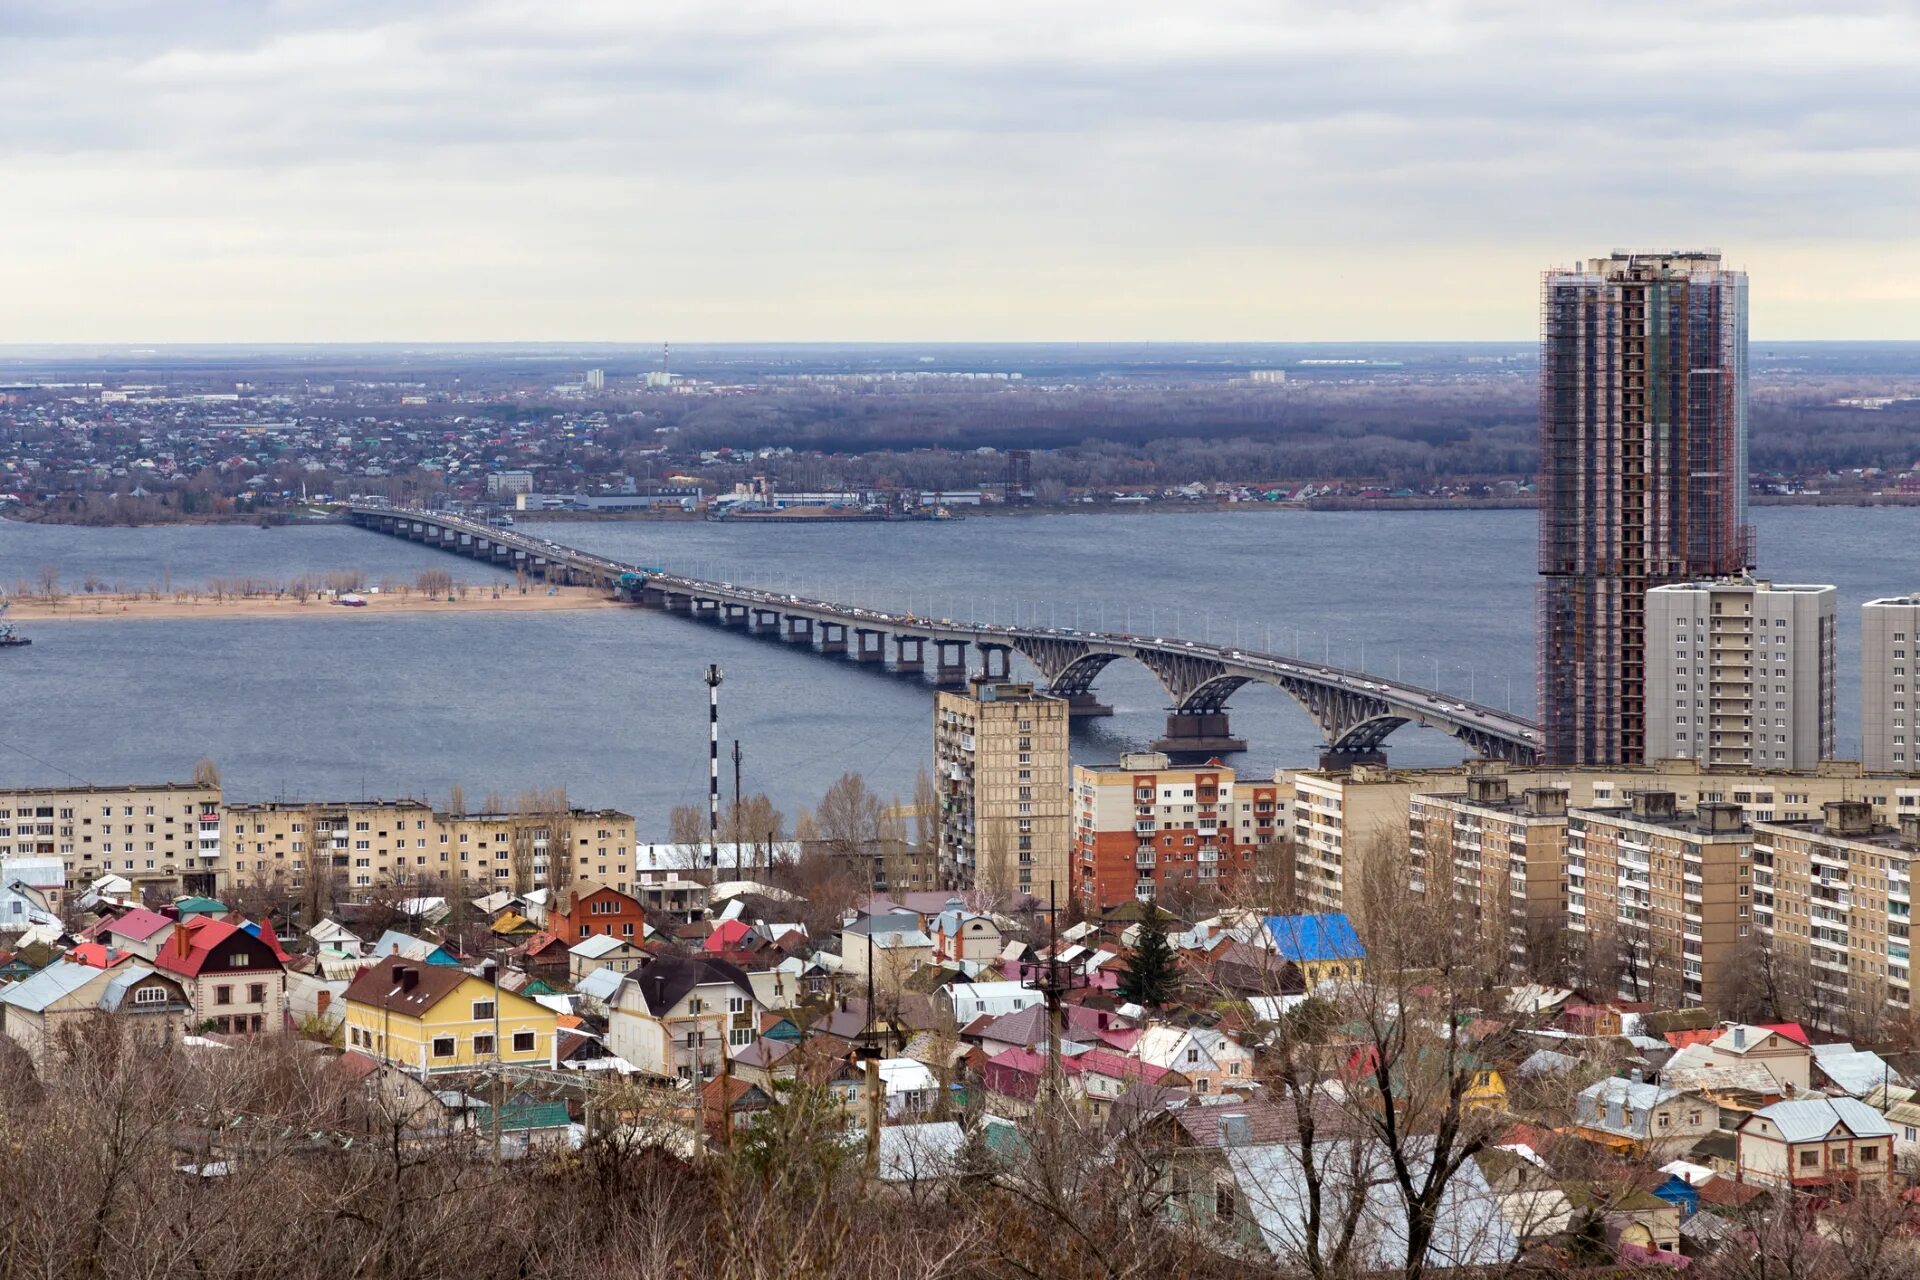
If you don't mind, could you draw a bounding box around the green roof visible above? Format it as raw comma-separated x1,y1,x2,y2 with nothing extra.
472,1102,572,1131
175,897,227,914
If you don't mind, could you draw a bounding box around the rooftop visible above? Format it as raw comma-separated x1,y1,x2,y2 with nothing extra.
1747,1097,1893,1143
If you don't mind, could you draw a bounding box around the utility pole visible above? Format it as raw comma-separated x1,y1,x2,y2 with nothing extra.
1023,881,1083,1106
859,856,883,1180
704,664,723,867
486,959,502,1165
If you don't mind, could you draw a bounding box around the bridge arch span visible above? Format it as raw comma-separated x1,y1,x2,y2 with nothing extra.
342,504,1540,765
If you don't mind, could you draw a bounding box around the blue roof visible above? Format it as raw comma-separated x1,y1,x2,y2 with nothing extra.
1263,913,1365,963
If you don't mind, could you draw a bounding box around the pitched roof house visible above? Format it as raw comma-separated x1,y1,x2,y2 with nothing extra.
154,917,288,1035
607,954,764,1082
1736,1097,1895,1193
342,955,558,1075
0,959,191,1068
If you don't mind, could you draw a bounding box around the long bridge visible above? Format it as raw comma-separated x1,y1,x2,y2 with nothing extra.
345,504,1542,765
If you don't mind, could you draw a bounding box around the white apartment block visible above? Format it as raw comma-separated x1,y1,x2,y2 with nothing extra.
1863,594,1920,774
1645,579,1836,771
1290,760,1920,934
223,800,636,898
1751,802,1920,1032
0,782,224,899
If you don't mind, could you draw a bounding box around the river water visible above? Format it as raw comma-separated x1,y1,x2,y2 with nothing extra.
3,508,1916,834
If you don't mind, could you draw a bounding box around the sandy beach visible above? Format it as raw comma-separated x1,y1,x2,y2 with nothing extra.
7,586,623,623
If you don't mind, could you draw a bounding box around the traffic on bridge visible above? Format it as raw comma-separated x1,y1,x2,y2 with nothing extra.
346,503,1542,765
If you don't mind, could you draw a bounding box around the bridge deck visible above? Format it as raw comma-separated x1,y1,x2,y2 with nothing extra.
344,504,1541,764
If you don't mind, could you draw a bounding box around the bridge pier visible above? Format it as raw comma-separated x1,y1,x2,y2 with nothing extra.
819,622,848,654
853,629,886,664
721,603,749,627
1152,710,1246,757
750,609,781,636
978,644,1011,680
784,616,815,644
692,597,722,621
893,635,926,675
934,639,969,687
662,592,692,614
1061,692,1115,718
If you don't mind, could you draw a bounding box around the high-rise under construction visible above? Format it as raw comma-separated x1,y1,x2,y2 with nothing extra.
1538,251,1753,766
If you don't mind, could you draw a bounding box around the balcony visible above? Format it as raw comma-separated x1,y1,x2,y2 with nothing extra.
1135,851,1158,869
1134,822,1156,836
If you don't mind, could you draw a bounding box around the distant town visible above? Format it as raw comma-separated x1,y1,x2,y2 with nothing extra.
4,342,1919,528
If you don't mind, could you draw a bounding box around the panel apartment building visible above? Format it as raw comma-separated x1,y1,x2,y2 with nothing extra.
1072,752,1280,908
1752,802,1920,1033
1408,775,1570,976
1291,759,1920,932
933,679,1071,901
0,782,223,900
1645,578,1836,770
1539,251,1752,767
1863,593,1920,774
221,800,638,901
1566,793,1754,1011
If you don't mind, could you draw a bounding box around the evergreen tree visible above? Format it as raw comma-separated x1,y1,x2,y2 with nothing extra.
1118,906,1180,1007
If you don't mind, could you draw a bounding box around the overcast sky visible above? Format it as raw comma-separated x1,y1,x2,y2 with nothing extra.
5,1,1918,342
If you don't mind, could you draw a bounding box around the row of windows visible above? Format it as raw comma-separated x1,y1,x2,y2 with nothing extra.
346,1026,536,1056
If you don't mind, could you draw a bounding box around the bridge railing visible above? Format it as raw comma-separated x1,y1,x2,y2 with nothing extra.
346,505,1537,742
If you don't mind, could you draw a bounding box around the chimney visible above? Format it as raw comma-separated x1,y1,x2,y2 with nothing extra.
1630,1067,1642,1084
1823,799,1875,836
1466,774,1509,807
1219,1114,1251,1147
1733,1026,1746,1049
481,959,499,985
396,965,418,992
173,925,192,960
1631,790,1678,821
1522,787,1568,818
106,946,119,966
1605,1095,1626,1131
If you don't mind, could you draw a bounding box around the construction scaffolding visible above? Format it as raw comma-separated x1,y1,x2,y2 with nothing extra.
1538,252,1753,768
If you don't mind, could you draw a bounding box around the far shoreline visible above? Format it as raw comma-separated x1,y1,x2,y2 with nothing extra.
7,585,622,624
5,490,1915,534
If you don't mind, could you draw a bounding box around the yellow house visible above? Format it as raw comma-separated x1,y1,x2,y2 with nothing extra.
343,955,557,1075
1464,1064,1509,1113
1264,913,1367,988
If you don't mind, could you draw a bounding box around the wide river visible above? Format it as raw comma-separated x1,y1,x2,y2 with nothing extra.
3,507,1916,835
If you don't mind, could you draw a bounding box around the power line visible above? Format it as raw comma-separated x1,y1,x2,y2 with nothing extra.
0,738,91,786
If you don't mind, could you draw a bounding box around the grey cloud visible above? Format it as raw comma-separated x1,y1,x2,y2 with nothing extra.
2,1,1917,338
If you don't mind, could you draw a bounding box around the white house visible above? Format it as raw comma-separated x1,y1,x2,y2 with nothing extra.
1676,1025,1812,1093
839,913,934,984
607,954,766,1082
1133,1026,1255,1094
568,934,646,982
945,981,1039,1027
876,1057,941,1118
